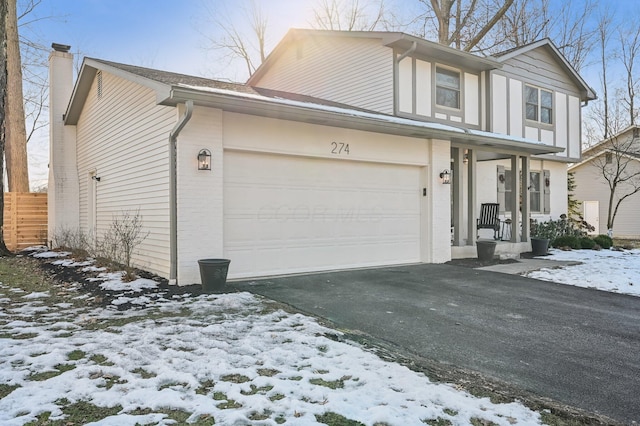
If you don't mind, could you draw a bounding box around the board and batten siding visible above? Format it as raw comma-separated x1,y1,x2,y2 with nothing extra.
75,70,175,278
397,57,481,127
491,46,584,161
253,35,394,115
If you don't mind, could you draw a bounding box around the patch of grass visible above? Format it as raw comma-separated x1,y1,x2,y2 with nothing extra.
195,379,216,395
241,384,274,395
443,408,458,416
8,332,39,340
424,418,453,426
275,414,287,424
0,257,84,311
309,375,352,390
249,410,271,420
25,400,123,425
470,418,498,426
288,376,303,381
257,368,280,377
220,373,250,383
540,410,592,426
28,364,76,381
315,412,365,426
158,381,188,391
89,354,114,366
67,349,85,361
269,393,285,402
130,408,215,425
216,398,242,409
0,383,19,399
131,367,156,378
94,373,127,390
213,391,227,400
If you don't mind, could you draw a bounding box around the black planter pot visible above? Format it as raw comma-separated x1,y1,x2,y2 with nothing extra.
476,240,497,261
530,238,550,256
198,259,231,292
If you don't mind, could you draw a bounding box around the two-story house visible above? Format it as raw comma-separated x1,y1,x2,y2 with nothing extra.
48,30,595,284
569,125,640,238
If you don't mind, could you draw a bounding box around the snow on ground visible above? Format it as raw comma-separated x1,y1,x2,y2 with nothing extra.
0,251,547,426
1,247,638,425
525,248,640,297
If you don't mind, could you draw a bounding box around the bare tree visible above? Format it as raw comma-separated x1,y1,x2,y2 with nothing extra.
494,0,596,70
0,0,14,254
312,0,385,31
202,0,268,78
590,128,640,232
5,0,29,192
619,24,640,127
409,0,514,52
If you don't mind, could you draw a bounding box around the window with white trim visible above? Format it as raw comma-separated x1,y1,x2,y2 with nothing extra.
436,67,460,109
525,85,553,124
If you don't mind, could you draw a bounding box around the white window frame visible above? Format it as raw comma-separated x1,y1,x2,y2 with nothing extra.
525,85,553,125
435,66,461,110
503,169,545,213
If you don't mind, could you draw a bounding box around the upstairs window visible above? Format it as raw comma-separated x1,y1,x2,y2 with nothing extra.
525,85,553,124
436,67,460,109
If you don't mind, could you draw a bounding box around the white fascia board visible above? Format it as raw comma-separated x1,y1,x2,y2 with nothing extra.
167,84,562,156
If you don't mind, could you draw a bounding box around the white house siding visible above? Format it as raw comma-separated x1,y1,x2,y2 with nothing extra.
253,35,394,115
490,48,584,162
75,71,174,277
572,160,640,238
217,112,451,279
175,106,224,284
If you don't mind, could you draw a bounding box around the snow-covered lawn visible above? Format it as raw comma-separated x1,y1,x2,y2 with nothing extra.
525,248,640,297
2,246,637,425
0,251,546,426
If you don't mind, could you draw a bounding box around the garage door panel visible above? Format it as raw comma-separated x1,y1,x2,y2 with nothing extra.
224,152,422,278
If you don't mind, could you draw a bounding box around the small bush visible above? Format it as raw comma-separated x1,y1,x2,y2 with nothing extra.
551,235,580,249
579,237,596,249
593,234,613,249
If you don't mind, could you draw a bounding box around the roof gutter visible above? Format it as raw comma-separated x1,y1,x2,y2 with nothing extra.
168,100,193,283
396,41,417,63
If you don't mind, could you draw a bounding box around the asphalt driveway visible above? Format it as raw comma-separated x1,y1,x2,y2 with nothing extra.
234,263,640,424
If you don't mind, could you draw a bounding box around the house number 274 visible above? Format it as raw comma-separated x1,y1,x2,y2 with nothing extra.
331,142,350,155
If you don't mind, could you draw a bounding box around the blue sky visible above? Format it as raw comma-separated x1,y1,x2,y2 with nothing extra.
28,0,315,80
22,0,640,188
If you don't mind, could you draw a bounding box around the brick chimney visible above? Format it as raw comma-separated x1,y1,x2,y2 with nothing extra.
48,43,79,242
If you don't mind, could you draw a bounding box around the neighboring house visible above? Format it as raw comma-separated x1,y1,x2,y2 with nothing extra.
569,125,640,238
48,30,595,285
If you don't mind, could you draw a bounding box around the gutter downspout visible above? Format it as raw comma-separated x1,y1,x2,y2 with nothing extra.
169,100,194,284
396,41,417,63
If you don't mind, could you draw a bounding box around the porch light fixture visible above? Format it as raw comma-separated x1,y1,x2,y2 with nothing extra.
439,169,451,184
197,149,211,171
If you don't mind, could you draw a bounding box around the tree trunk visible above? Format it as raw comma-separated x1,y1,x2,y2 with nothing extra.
5,0,29,192
0,0,16,255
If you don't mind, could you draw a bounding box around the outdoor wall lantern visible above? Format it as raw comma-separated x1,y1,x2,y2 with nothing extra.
439,169,451,184
197,149,212,171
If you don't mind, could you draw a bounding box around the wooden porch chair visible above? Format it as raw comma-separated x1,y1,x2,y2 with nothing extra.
477,203,501,240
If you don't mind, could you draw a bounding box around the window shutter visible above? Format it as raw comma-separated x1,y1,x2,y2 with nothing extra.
543,169,551,214
497,165,506,214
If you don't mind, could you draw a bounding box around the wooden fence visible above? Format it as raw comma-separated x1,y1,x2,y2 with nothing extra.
3,192,48,251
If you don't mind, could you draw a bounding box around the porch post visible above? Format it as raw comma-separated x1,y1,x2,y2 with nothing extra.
467,149,477,245
521,156,531,241
452,147,465,246
509,155,521,242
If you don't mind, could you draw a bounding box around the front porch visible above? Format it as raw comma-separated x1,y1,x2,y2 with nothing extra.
446,141,558,260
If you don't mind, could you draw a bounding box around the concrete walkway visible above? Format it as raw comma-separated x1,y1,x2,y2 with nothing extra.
478,258,582,275
234,262,640,424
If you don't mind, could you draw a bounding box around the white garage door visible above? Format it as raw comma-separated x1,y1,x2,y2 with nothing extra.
224,151,422,278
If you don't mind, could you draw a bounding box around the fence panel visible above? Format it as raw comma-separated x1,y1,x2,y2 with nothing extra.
3,192,48,251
